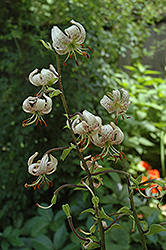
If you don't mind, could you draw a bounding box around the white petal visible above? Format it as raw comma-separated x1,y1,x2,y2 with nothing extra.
28,163,41,176
22,96,37,113
35,99,46,111
39,154,49,173
70,20,86,43
113,89,120,102
46,154,58,175
51,26,71,54
73,121,89,135
100,95,114,114
29,69,39,85
41,94,52,114
28,152,38,166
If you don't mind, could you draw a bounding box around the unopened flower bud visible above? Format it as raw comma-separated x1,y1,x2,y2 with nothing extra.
62,204,70,217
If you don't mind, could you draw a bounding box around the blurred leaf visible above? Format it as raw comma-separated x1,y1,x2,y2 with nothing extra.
145,224,166,236
53,224,68,249
32,235,54,250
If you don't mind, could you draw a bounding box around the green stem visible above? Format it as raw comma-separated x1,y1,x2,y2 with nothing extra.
55,53,106,250
160,131,165,177
129,186,148,250
121,159,148,250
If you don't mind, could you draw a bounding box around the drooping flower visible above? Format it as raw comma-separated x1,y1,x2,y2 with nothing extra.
29,64,58,87
22,94,52,127
90,122,124,161
100,89,130,120
51,20,92,66
24,152,58,189
72,110,102,135
71,110,102,151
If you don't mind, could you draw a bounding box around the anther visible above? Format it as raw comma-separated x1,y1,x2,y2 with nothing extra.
69,54,73,59
87,46,93,52
120,152,125,158
63,59,67,66
24,183,28,188
76,60,79,67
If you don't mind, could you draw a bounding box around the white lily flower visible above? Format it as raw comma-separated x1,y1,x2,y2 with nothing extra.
90,123,124,161
22,94,52,127
51,20,92,66
25,152,58,189
100,89,130,119
29,64,58,86
71,110,102,152
72,110,102,135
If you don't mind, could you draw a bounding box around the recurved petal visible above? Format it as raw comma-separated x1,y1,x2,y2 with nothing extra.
42,94,52,114
100,124,114,142
28,152,38,166
65,25,80,40
110,122,124,145
51,26,70,52
29,69,39,85
46,154,58,175
112,89,120,102
28,163,41,176
90,132,105,148
74,121,89,135
22,96,37,113
70,20,86,43
100,95,114,114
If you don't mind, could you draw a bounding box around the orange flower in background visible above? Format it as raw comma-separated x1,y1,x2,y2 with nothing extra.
150,184,162,194
138,161,152,170
139,175,148,190
148,169,160,179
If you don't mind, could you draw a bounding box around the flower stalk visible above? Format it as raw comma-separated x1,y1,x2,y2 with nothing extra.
55,52,106,250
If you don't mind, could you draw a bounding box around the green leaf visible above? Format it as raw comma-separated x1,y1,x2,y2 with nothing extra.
53,224,68,249
1,240,9,250
8,236,24,247
145,224,166,236
140,221,148,231
99,207,113,221
49,89,61,98
3,226,12,237
63,243,80,250
48,78,58,86
144,70,161,75
60,143,75,161
123,65,137,71
117,206,131,216
139,137,154,146
32,235,54,250
80,208,95,215
106,223,124,233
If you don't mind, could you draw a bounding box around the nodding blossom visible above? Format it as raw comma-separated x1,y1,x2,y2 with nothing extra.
29,64,58,87
22,94,52,127
90,122,125,161
100,89,130,120
71,110,102,151
51,19,92,66
25,152,58,190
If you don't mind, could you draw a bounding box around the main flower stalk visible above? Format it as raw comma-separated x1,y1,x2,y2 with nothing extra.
55,52,106,250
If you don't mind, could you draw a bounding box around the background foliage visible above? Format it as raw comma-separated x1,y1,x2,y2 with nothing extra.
0,0,166,249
